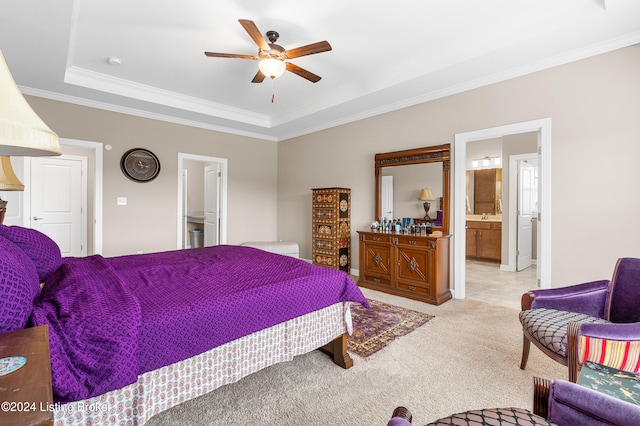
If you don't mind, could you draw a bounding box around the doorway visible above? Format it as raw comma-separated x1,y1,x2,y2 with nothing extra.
176,153,227,249
453,118,552,300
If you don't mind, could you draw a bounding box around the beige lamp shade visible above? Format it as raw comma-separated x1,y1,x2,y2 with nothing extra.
418,188,434,201
0,49,61,157
0,156,24,191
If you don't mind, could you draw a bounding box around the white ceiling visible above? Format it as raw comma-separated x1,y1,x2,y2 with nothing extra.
2,0,640,142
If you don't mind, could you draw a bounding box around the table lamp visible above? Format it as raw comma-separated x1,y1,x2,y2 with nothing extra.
418,188,434,219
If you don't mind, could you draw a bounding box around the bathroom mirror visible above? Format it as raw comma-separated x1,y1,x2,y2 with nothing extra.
466,168,502,215
374,144,450,234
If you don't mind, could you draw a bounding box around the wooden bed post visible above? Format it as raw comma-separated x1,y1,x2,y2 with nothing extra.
320,333,353,369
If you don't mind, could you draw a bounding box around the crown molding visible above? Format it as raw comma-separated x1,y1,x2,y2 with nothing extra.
64,66,271,127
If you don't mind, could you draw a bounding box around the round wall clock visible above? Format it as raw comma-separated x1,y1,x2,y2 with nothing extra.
120,148,160,182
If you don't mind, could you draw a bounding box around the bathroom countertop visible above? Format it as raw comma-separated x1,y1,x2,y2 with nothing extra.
466,214,502,222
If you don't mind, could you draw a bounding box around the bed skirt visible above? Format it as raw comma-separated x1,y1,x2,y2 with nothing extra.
53,302,352,425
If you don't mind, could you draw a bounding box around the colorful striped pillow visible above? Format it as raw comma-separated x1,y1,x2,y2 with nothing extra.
579,335,640,373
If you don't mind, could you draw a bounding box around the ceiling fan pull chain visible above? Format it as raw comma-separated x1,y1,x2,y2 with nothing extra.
271,77,276,103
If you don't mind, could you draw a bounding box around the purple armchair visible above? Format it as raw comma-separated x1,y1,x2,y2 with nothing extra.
519,257,640,382
387,377,640,426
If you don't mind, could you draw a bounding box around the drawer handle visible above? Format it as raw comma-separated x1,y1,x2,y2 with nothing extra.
408,240,417,245
373,278,381,283
372,237,380,241
408,285,416,291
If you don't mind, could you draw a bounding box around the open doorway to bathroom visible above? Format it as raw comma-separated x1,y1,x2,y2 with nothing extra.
464,135,539,309
453,118,552,309
176,153,227,249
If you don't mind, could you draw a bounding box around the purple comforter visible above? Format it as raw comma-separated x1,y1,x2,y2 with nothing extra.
30,245,368,403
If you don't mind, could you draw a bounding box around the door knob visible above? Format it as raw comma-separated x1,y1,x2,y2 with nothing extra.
32,216,43,221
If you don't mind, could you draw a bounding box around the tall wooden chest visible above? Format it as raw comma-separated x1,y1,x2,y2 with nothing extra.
311,188,351,273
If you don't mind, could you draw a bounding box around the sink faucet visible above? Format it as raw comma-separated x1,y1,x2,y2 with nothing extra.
481,213,488,220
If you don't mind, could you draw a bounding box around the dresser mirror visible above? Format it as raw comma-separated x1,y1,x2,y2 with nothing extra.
374,144,450,234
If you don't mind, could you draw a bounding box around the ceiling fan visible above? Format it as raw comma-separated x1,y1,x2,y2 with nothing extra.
204,19,332,84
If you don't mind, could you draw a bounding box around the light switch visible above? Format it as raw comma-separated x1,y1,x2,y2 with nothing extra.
117,197,127,206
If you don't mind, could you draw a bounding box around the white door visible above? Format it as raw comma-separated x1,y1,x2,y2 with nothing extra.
516,161,536,271
30,156,86,257
203,164,219,246
381,175,393,221
182,168,188,249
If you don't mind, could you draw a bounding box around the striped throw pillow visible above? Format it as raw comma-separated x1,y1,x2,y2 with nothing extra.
579,336,640,373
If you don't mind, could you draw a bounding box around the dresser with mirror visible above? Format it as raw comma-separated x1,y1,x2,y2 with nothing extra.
357,144,451,305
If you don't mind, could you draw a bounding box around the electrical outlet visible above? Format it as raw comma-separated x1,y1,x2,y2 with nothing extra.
117,197,127,206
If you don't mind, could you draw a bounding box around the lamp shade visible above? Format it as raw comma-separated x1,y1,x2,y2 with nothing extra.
258,58,286,79
418,188,434,201
0,156,24,191
0,49,61,157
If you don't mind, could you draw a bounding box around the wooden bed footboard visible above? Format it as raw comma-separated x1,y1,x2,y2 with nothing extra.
319,333,353,369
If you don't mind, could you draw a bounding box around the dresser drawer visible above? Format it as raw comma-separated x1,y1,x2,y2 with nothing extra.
397,281,429,294
313,239,335,251
361,233,390,243
363,274,392,287
395,236,431,247
314,223,333,236
313,207,335,219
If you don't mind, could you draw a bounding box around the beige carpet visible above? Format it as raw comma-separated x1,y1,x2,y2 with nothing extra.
146,288,565,425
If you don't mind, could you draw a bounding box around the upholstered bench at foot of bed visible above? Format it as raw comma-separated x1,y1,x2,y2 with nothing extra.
519,308,608,357
240,241,299,258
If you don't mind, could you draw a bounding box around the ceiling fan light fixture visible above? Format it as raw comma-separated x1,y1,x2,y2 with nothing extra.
258,58,286,79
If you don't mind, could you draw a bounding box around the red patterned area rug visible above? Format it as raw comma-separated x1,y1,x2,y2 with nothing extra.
348,299,434,357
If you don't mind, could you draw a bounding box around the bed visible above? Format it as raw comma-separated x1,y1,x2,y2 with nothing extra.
0,225,368,425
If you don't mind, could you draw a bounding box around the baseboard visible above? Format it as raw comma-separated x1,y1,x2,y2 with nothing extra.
500,263,515,272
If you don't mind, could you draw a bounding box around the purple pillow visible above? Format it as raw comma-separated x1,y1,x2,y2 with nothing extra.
0,225,62,282
0,235,40,333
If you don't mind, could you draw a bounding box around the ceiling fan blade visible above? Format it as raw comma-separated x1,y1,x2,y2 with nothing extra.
286,41,332,59
204,51,258,60
238,19,269,50
286,62,321,83
251,70,266,83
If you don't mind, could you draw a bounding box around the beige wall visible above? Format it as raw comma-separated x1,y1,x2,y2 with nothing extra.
278,45,640,287
25,97,279,257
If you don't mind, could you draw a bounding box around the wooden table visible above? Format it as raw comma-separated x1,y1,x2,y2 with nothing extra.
0,325,53,426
